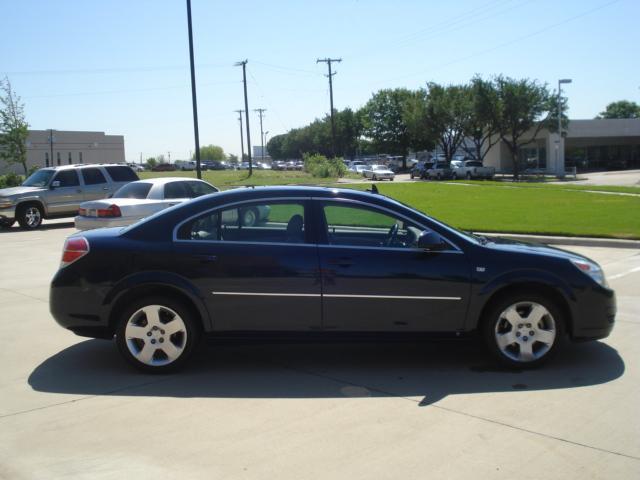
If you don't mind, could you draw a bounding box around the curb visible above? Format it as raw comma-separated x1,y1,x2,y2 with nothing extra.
479,232,640,250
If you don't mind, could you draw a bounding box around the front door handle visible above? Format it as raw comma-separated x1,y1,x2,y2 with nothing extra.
328,257,354,268
102,187,110,191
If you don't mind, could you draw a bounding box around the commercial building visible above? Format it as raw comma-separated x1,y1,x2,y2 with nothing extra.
0,129,125,175
483,118,640,174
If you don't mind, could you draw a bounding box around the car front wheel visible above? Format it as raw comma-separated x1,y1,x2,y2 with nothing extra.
116,297,200,373
483,293,564,368
17,204,43,229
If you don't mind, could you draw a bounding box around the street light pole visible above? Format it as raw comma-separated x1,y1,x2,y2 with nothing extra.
557,78,572,178
186,0,202,179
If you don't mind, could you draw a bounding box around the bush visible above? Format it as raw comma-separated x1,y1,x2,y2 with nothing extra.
303,153,347,178
0,171,23,188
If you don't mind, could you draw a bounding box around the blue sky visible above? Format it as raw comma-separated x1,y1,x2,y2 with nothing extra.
2,0,638,161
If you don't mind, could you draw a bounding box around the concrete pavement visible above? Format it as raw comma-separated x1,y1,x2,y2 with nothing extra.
0,222,639,479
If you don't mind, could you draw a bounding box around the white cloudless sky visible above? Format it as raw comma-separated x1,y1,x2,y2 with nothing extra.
1,0,638,161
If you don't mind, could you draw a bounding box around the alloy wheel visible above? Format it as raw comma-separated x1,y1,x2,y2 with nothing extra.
494,301,557,363
24,206,42,228
124,305,187,366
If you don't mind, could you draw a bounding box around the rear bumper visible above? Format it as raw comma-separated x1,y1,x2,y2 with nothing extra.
74,216,134,231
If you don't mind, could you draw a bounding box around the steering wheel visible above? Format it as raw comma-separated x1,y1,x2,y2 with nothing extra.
385,223,399,247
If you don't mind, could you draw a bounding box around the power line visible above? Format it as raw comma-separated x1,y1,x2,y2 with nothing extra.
316,58,342,157
2,62,230,77
374,0,622,86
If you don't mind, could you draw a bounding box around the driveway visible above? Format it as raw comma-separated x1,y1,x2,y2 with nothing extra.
0,221,638,479
570,169,640,186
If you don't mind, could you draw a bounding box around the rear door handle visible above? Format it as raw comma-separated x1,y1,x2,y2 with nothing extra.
192,254,217,264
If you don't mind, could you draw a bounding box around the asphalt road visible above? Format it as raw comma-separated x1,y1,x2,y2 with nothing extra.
0,222,639,479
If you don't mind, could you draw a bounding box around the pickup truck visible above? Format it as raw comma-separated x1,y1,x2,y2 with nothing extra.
451,160,495,180
0,164,138,230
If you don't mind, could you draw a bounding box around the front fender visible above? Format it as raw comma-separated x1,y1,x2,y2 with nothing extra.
104,271,213,331
466,269,575,331
15,195,47,215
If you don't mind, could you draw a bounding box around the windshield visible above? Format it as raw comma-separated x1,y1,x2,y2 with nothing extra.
22,169,54,187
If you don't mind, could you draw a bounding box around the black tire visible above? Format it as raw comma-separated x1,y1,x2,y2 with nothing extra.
0,219,15,229
390,177,394,181
436,173,442,181
115,296,201,373
482,292,565,369
241,207,259,227
17,203,43,230
466,172,472,180
452,172,457,180
373,175,377,181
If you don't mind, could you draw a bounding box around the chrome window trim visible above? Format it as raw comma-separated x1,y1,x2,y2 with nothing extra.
212,291,320,297
172,196,312,243
313,196,463,253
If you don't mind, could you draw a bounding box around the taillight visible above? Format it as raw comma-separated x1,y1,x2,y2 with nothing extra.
97,204,122,218
61,237,90,268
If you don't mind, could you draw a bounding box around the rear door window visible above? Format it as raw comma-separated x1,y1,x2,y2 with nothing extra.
164,182,191,199
81,168,107,185
104,166,138,182
113,182,153,199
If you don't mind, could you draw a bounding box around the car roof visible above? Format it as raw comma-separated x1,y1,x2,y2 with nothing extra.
125,177,209,186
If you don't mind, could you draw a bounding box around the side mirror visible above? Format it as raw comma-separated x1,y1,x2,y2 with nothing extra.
50,180,61,189
418,230,446,251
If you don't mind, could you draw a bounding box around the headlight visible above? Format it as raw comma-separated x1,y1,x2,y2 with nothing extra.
570,258,607,287
0,198,13,208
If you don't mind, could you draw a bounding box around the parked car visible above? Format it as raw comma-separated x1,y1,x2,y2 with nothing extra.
409,161,433,180
426,162,453,180
152,163,177,172
75,178,219,230
202,161,225,171
350,165,368,175
0,164,139,230
51,186,616,372
174,160,196,171
127,163,146,172
272,161,287,171
362,165,395,181
238,162,250,170
452,160,495,180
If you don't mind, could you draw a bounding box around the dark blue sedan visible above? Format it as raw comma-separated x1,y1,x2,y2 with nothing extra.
50,186,616,372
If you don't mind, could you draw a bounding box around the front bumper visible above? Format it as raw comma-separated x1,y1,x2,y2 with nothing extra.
0,205,16,220
571,286,616,341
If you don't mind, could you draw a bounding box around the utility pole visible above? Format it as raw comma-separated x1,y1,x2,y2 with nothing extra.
316,57,342,157
186,0,202,179
234,110,245,161
168,151,171,164
48,129,54,167
254,108,266,163
234,60,252,175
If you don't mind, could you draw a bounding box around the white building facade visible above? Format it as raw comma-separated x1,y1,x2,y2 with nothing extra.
1,129,125,175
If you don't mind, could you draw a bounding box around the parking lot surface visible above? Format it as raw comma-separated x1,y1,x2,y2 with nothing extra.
0,220,639,479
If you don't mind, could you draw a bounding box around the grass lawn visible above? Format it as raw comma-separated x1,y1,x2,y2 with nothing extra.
340,182,640,239
451,180,640,195
140,171,640,239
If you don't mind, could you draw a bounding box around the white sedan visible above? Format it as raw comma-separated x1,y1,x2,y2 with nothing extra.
74,178,219,230
362,164,395,181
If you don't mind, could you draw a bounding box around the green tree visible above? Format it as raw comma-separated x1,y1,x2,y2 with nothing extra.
0,77,29,175
267,134,286,160
227,153,238,163
597,100,640,119
461,77,500,163
492,76,552,179
195,144,225,161
420,83,470,163
145,157,157,169
360,88,414,167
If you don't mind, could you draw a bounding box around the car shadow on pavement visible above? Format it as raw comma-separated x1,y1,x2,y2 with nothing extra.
28,338,625,406
0,221,74,233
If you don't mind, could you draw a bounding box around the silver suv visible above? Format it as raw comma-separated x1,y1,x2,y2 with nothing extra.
0,164,139,229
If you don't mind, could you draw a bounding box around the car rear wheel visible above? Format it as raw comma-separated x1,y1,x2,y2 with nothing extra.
17,204,43,230
482,293,564,368
116,297,200,373
452,172,457,180
466,172,472,180
241,208,258,227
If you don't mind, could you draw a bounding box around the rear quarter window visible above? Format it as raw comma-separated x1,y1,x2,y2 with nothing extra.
104,166,139,182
